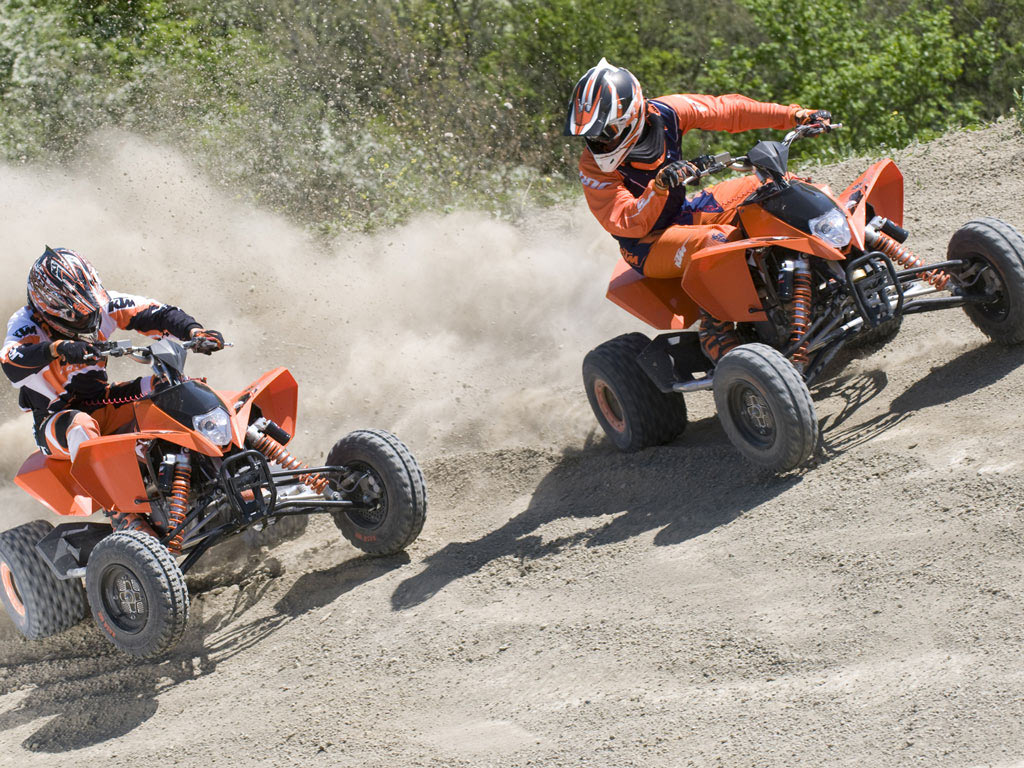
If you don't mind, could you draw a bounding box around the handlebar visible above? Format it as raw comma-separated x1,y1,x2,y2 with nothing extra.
680,122,843,185
782,121,843,146
91,337,231,361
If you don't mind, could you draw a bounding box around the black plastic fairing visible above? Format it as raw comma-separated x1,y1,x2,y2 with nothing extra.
150,380,226,429
747,140,790,177
758,182,841,235
35,523,111,579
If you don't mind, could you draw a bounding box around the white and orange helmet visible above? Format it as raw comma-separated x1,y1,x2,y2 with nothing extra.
563,58,646,172
27,247,109,340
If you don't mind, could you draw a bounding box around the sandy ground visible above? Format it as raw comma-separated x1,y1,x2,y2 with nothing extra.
1,120,1024,767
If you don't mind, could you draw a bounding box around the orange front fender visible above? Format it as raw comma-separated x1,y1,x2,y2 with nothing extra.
680,240,767,322
224,368,298,447
14,452,98,518
840,158,904,251
72,430,223,514
681,233,849,322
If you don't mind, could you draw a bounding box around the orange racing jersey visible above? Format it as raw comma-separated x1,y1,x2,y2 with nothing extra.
577,93,801,240
1,291,202,420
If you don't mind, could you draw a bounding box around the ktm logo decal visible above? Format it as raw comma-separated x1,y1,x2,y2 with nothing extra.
13,325,35,338
109,297,135,311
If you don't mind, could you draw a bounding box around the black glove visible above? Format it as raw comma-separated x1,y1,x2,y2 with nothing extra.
654,160,700,191
190,328,225,355
796,109,832,127
50,340,101,365
691,154,716,172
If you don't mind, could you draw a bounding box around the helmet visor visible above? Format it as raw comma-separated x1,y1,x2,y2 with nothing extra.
44,306,101,337
63,308,100,333
585,122,627,155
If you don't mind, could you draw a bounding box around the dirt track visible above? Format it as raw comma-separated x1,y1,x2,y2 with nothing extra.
2,120,1024,767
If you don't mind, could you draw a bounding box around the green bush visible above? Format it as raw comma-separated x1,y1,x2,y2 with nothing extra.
1,0,1022,231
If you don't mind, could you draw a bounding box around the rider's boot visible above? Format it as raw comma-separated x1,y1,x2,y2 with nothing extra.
698,309,740,364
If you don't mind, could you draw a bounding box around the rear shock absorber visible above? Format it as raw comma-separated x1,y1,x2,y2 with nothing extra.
789,257,813,367
867,228,950,290
165,452,191,554
246,428,329,494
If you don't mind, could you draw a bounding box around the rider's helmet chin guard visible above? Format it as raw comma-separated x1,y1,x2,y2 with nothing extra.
564,57,646,172
27,246,109,342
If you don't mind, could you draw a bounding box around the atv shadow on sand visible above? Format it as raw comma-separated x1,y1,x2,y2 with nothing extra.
392,342,1024,612
0,635,199,753
0,549,405,753
391,427,802,610
195,551,409,665
817,342,1024,458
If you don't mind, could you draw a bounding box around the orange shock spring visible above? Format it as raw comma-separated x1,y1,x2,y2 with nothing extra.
249,433,330,494
789,260,813,367
872,231,950,290
166,458,192,554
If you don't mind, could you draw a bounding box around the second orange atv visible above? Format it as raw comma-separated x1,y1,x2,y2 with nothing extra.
0,338,426,657
584,124,1024,471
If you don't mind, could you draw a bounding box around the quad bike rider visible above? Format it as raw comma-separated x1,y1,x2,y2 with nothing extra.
0,248,426,656
564,58,832,362
569,61,1024,471
2,247,226,531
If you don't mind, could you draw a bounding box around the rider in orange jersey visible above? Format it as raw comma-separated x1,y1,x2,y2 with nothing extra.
565,58,832,360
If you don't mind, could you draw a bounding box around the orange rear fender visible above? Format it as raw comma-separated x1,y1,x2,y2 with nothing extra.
14,452,97,518
606,259,700,330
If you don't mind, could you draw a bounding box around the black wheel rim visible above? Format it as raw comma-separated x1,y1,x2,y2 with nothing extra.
343,462,388,530
100,565,149,634
729,382,776,449
964,254,1009,321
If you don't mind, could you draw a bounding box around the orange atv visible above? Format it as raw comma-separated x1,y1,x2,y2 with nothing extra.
0,338,426,657
584,123,1024,471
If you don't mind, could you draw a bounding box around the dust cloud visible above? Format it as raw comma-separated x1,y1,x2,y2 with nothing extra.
0,131,631,486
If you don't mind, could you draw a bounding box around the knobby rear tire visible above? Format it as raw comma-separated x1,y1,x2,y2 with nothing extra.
0,520,87,639
582,333,688,452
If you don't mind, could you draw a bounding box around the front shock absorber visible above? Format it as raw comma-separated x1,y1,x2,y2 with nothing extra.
246,428,329,494
868,229,950,290
789,257,813,367
165,451,192,554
